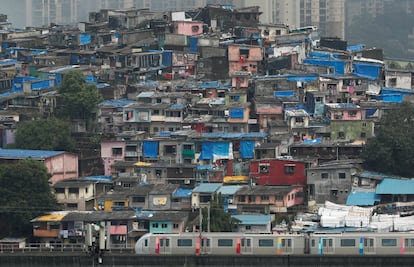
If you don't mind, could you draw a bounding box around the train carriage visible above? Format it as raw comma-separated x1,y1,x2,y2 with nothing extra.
135,231,414,256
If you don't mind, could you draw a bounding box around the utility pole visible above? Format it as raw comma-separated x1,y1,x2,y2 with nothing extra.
199,205,203,233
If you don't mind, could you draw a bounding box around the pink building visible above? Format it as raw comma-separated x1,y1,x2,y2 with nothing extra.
325,103,362,121
0,149,78,184
173,21,203,36
228,44,263,89
101,140,126,176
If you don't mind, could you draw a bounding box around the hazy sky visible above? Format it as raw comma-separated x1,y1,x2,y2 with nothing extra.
0,0,26,28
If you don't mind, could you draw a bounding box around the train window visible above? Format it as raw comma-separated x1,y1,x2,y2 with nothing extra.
177,239,193,247
340,239,356,247
381,239,397,247
218,239,233,247
144,239,148,247
311,239,315,247
258,239,274,247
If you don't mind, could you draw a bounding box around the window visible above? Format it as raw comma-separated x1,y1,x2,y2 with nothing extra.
340,239,356,247
381,239,397,247
173,223,179,229
238,196,246,202
245,225,251,230
152,223,159,228
153,109,160,115
360,132,366,138
112,147,123,156
261,195,269,201
113,201,125,206
218,239,233,247
68,188,79,194
295,117,304,123
284,165,295,174
321,173,329,179
248,195,255,202
191,25,199,32
338,173,346,179
67,203,78,208
338,132,345,139
259,239,274,247
133,196,145,203
348,110,357,117
259,164,270,173
162,224,168,228
55,188,64,194
177,239,192,247
276,195,283,201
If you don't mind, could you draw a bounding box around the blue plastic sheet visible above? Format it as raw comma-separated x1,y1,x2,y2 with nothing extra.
143,141,159,158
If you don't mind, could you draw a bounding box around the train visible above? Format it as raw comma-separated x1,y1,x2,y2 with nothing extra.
135,231,414,255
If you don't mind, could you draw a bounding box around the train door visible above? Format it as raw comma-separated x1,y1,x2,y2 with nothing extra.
201,237,211,254
318,238,334,254
363,237,375,254
159,237,171,254
240,237,252,254
280,238,293,253
404,238,414,254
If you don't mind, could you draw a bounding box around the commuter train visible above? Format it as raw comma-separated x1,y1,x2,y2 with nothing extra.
135,231,414,255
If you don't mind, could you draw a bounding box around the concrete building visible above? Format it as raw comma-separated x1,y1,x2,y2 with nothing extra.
238,0,345,39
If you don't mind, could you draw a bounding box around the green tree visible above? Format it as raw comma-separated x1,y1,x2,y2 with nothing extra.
57,70,103,129
202,194,240,232
0,159,60,238
15,118,75,151
362,102,414,177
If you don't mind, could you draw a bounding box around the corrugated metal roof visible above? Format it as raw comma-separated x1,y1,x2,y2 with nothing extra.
31,211,70,222
232,214,273,225
0,149,64,159
346,191,380,206
136,91,154,98
192,183,221,193
217,185,243,195
376,178,414,195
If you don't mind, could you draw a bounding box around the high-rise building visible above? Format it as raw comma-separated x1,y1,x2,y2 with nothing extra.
25,0,83,27
238,0,345,39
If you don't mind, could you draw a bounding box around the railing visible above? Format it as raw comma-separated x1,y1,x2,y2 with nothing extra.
0,243,135,254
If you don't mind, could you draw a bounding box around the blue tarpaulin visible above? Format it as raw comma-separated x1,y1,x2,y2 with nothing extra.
353,62,381,80
143,141,158,158
79,34,91,45
189,36,198,53
240,140,254,159
347,44,364,52
230,109,244,119
303,138,322,144
274,90,295,97
199,142,230,161
287,75,318,82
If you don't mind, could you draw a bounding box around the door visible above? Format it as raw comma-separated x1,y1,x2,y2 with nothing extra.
159,237,171,254
319,238,333,254
241,238,252,254
201,237,211,254
363,237,375,254
280,238,293,253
